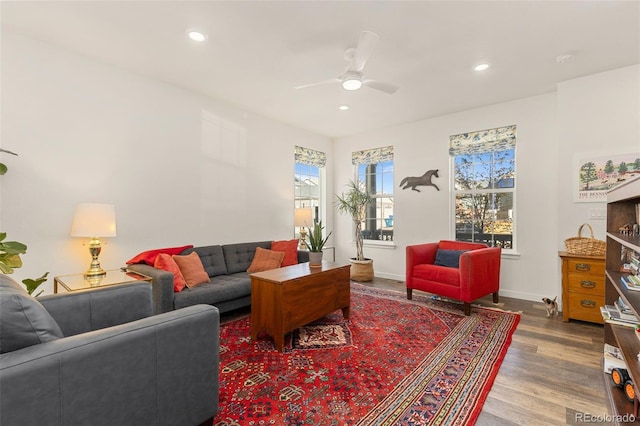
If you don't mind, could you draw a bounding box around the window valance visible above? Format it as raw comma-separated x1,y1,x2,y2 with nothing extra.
449,125,516,156
295,146,326,167
352,146,393,165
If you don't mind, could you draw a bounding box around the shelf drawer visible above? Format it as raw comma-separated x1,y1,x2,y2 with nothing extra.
567,293,605,324
567,275,605,295
567,258,605,276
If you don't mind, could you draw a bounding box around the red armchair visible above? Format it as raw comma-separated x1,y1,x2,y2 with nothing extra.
406,240,501,315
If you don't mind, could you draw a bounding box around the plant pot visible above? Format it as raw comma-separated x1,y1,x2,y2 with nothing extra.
350,258,374,282
309,251,323,267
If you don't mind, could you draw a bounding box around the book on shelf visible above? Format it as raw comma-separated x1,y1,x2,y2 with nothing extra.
614,298,638,322
604,343,626,374
621,274,640,291
601,305,639,327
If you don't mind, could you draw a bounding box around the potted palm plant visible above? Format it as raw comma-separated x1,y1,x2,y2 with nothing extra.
335,180,374,281
305,219,332,267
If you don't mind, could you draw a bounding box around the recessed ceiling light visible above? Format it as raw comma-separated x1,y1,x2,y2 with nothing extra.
339,105,350,111
556,52,576,64
187,30,207,42
473,63,490,72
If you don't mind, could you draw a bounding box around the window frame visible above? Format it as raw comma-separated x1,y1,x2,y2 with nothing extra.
449,126,517,253
352,146,394,245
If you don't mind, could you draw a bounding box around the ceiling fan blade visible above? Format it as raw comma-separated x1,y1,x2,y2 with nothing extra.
294,78,339,90
351,31,380,72
364,80,399,94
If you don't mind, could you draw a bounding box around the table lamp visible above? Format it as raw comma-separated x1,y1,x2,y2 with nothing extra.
71,203,117,278
294,207,313,249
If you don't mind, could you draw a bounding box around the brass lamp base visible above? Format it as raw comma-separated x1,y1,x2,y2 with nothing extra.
83,237,106,278
299,228,309,250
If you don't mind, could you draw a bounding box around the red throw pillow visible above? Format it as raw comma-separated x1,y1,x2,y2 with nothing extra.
126,245,194,266
271,239,299,267
154,253,187,292
247,247,285,273
173,252,210,288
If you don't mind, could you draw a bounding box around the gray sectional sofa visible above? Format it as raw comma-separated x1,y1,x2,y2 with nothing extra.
0,275,219,426
128,240,309,314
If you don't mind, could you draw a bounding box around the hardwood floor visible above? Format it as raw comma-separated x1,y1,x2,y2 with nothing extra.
362,277,610,426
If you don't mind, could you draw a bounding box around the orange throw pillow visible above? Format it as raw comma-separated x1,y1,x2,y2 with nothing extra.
271,239,299,267
173,252,209,288
247,247,285,273
154,253,187,292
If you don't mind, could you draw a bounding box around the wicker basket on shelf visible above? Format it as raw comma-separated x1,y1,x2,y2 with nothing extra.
564,223,606,256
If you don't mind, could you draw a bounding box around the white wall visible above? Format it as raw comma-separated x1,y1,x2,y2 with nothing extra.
0,31,332,293
333,93,559,301
556,65,640,246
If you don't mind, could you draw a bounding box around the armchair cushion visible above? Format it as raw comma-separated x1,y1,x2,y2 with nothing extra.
434,249,468,268
0,274,63,354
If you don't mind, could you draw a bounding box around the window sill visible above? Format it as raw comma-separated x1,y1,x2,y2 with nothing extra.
362,240,397,250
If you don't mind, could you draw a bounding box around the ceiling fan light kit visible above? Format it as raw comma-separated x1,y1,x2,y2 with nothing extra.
294,30,399,95
342,77,363,91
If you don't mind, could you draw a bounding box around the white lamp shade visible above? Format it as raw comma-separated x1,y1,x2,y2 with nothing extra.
71,203,117,237
294,207,313,227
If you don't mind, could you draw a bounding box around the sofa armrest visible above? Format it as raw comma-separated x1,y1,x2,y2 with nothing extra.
127,263,175,314
459,247,502,299
406,243,439,287
0,304,219,426
39,281,153,336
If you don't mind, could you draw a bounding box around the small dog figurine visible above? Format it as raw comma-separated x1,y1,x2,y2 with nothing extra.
542,296,559,317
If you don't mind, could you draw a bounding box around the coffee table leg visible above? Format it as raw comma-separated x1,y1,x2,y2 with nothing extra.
342,306,350,319
274,334,285,352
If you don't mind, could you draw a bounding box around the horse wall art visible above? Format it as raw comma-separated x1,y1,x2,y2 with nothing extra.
399,169,440,192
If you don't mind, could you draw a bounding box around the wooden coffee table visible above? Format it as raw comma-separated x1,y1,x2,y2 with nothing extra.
250,261,351,352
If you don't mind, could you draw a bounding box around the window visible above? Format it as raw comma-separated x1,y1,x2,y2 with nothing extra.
353,146,394,242
294,146,325,234
450,126,516,250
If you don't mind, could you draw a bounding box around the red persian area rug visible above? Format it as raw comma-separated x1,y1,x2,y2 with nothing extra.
212,284,519,425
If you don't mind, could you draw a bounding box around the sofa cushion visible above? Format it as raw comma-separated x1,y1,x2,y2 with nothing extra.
222,241,272,274
434,249,468,268
154,253,187,292
182,246,228,277
173,274,251,310
413,264,460,286
247,247,285,273
271,239,299,267
126,245,194,266
0,274,63,353
173,252,210,288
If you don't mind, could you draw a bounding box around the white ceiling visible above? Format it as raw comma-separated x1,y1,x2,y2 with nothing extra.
2,1,639,138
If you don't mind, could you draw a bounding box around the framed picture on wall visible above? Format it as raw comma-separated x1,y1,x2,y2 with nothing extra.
573,150,640,202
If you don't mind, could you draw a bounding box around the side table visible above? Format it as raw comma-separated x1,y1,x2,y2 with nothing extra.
559,251,605,324
54,269,152,293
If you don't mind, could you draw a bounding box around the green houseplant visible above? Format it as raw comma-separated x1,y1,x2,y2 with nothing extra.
0,149,49,295
335,180,374,281
305,219,332,267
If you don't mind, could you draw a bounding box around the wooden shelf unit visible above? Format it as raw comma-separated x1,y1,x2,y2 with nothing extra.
604,175,640,424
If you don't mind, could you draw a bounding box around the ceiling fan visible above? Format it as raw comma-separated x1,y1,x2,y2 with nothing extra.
294,31,399,95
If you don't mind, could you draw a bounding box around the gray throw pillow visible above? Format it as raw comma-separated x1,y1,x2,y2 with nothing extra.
0,274,63,353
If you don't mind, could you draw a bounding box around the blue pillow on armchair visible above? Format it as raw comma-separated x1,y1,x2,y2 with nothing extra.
434,249,468,268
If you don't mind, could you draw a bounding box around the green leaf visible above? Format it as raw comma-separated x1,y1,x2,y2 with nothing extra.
22,272,49,296
0,163,6,175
